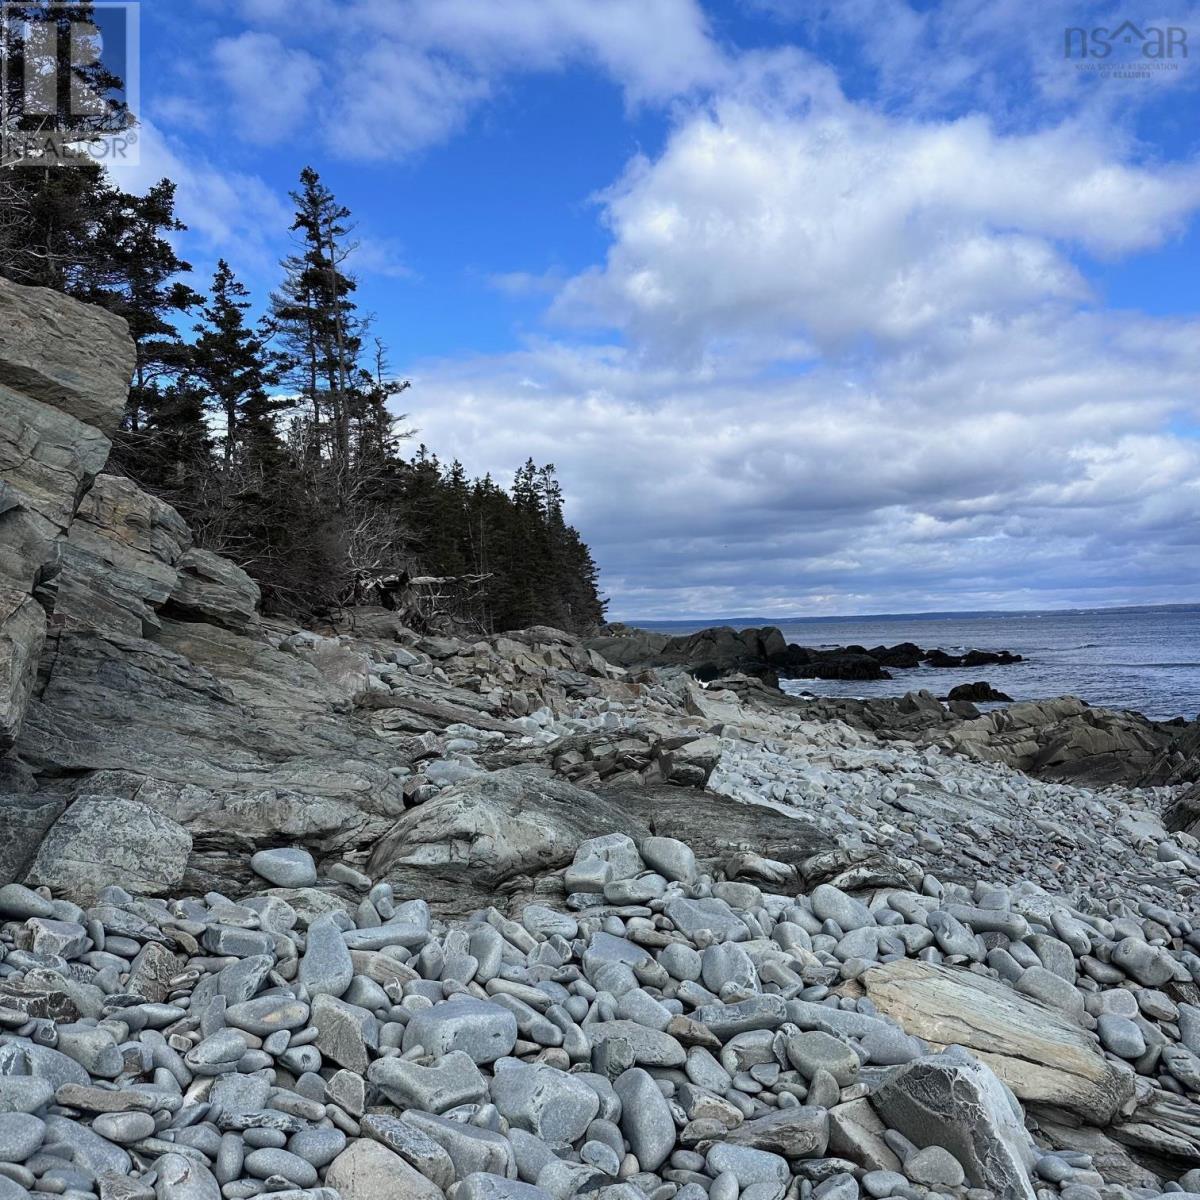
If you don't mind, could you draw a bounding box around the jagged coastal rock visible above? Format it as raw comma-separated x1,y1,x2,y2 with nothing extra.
584,628,1024,684
0,281,135,749
1,276,1200,1199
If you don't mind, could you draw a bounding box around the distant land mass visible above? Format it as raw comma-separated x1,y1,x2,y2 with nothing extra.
625,602,1200,627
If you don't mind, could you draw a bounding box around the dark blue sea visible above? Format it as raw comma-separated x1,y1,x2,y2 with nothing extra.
634,607,1200,722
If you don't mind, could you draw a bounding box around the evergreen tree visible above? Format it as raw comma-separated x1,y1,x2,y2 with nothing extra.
270,166,362,471
190,260,288,463
72,178,203,489
0,4,132,288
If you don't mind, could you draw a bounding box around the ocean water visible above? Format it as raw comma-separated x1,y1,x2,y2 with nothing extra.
634,607,1200,722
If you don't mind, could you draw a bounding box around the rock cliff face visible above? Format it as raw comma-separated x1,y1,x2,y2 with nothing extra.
0,279,135,748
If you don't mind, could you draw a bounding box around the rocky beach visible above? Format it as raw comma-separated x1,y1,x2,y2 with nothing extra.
5,277,1200,1200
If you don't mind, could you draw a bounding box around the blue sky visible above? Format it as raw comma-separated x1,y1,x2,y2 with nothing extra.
112,0,1200,618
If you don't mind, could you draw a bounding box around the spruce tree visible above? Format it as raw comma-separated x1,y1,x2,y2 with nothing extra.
270,166,362,471
190,260,288,463
0,4,132,288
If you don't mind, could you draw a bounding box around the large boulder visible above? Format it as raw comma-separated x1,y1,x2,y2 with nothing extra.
861,958,1133,1125
0,278,134,748
872,1047,1038,1199
368,766,650,913
938,698,1171,784
0,280,134,428
1142,715,1200,784
166,547,260,632
586,625,788,680
23,794,191,902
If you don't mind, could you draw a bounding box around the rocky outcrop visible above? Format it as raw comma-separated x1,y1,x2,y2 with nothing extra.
587,625,1024,684
367,768,834,915
16,620,408,893
0,589,45,751
367,766,652,911
586,625,787,680
1144,717,1200,788
937,696,1173,783
0,278,135,746
166,545,261,632
860,958,1134,1125
946,680,1014,703
752,689,1182,786
49,472,191,637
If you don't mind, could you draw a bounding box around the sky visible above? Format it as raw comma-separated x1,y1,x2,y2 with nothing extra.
108,0,1200,619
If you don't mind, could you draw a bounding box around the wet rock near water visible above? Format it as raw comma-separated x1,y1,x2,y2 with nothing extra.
583,628,1024,685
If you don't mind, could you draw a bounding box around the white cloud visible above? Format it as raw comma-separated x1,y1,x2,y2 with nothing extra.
387,64,1200,617
554,76,1200,356
212,31,322,143
748,0,1200,122
387,0,727,102
396,297,1200,618
211,0,727,158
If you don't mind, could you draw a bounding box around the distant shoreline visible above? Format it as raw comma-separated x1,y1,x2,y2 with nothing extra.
618,601,1200,627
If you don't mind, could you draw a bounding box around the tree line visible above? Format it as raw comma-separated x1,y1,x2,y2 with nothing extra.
0,6,605,632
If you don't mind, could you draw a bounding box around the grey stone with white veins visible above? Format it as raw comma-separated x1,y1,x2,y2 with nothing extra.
154,1152,221,1200
359,1113,455,1190
401,1110,517,1178
871,1048,1037,1200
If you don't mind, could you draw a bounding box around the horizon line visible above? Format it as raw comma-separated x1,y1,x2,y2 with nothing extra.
610,600,1200,625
